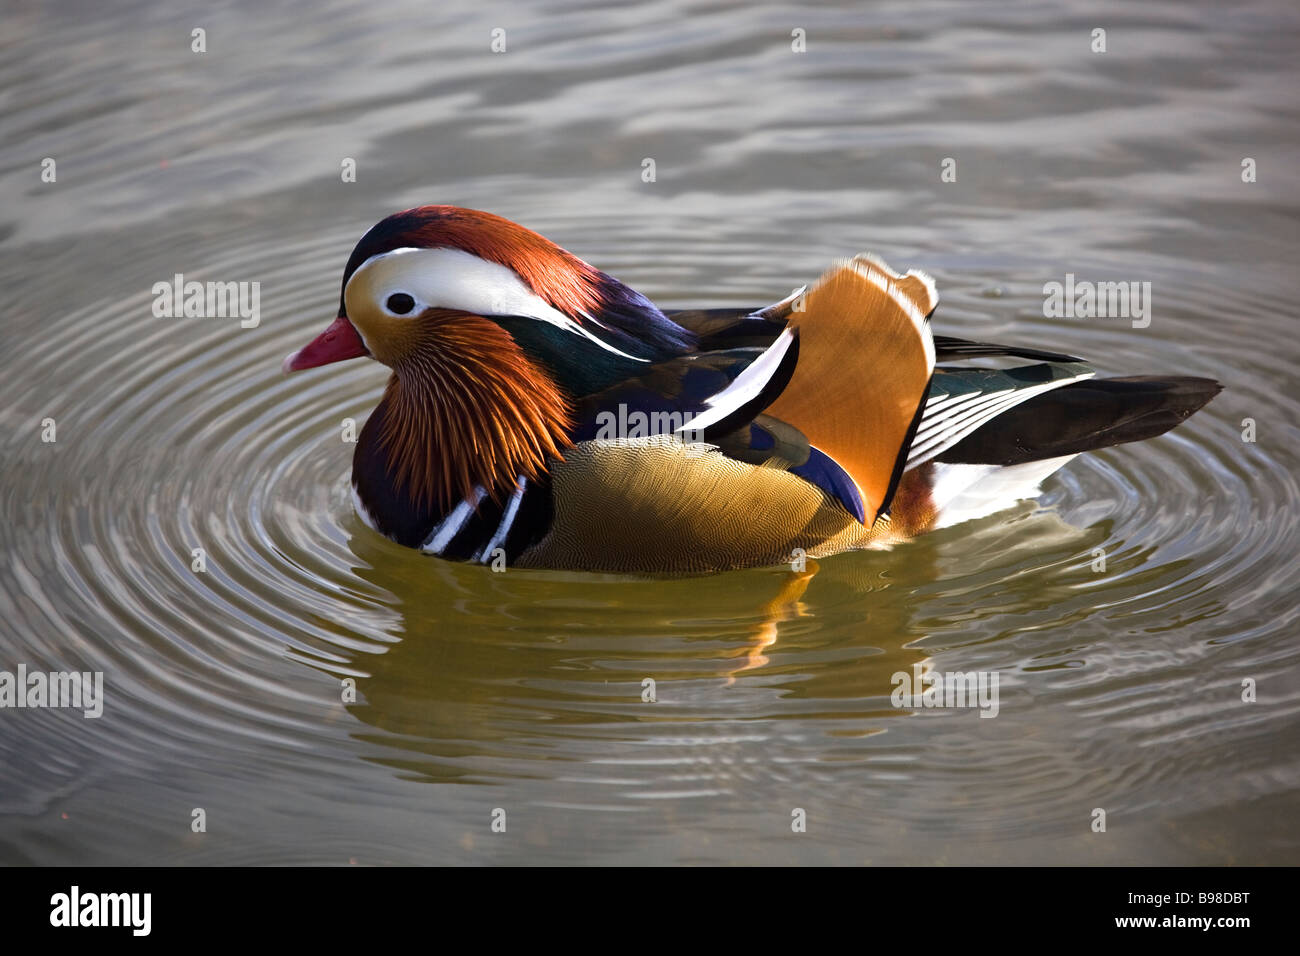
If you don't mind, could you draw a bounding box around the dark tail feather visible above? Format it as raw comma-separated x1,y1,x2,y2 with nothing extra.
932,334,1083,364
936,376,1222,466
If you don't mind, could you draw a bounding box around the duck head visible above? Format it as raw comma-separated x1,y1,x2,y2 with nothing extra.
283,205,695,532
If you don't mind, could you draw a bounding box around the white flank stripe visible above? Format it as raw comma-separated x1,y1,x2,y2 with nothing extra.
680,326,796,433
422,486,486,554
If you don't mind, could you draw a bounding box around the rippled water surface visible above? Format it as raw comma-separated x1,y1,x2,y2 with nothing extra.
2,0,1298,864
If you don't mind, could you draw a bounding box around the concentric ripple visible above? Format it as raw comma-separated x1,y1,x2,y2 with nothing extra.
2,0,1298,865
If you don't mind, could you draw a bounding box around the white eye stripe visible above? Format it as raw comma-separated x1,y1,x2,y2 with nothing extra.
345,247,647,361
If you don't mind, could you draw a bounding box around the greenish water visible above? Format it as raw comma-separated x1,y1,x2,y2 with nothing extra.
1,0,1298,864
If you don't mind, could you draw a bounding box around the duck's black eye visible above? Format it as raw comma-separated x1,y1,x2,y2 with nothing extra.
386,293,415,315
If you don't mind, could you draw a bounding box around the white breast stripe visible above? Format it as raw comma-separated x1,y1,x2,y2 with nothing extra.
681,327,796,434
351,483,379,531
475,477,527,562
422,486,486,553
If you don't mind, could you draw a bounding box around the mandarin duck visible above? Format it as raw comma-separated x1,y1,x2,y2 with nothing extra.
283,206,1220,573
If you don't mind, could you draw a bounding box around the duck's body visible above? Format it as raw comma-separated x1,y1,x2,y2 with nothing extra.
284,206,1220,573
